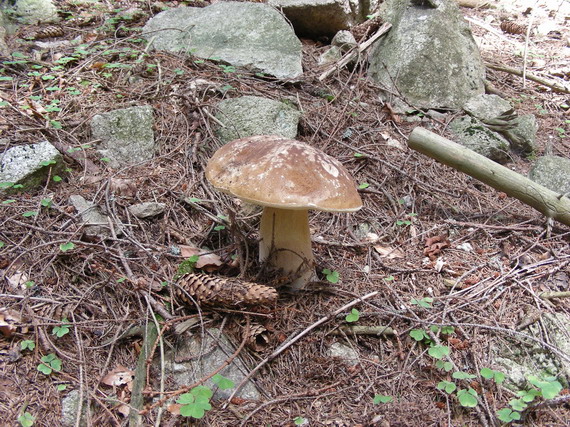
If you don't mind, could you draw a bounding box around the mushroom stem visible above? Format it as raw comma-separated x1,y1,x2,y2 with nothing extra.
259,207,316,290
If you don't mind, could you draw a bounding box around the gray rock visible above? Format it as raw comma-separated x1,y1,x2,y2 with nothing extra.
327,342,360,366
215,95,300,143
495,313,570,391
69,195,113,239
463,94,513,121
0,140,63,193
268,0,376,38
318,30,357,65
61,390,89,427
528,155,570,195
2,0,59,24
128,202,166,218
91,105,155,168
143,3,302,80
369,0,485,111
449,116,511,163
503,114,537,155
162,328,260,400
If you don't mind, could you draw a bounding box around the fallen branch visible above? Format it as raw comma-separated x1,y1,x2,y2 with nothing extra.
485,62,570,94
224,291,379,406
539,291,570,300
318,23,391,81
407,127,570,227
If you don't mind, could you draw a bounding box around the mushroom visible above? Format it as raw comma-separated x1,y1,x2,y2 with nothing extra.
205,135,362,290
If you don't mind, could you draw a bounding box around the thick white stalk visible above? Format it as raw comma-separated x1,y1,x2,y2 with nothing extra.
259,207,316,289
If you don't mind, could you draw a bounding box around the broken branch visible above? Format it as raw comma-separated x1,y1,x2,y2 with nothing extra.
407,127,570,227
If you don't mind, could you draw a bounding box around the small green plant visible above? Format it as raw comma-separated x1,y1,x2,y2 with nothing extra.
358,182,370,189
353,152,366,158
409,329,429,342
175,255,199,280
37,353,62,375
56,384,67,392
428,345,450,360
480,367,505,384
410,297,433,309
322,268,340,283
219,64,236,73
456,388,478,407
212,374,235,390
293,417,306,425
556,127,565,137
435,360,453,372
17,411,35,427
373,394,393,404
22,211,38,218
437,380,456,394
21,340,35,351
345,308,360,323
52,175,62,182
59,242,75,252
52,319,71,338
41,198,52,208
177,385,213,419
396,213,417,226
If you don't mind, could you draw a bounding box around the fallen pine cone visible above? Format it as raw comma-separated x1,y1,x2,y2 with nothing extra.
500,21,526,35
176,273,278,308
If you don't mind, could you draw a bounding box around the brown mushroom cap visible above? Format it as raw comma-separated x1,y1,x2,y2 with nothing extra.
205,135,363,212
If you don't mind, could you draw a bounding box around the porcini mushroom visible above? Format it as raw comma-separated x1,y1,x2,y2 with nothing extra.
205,135,362,289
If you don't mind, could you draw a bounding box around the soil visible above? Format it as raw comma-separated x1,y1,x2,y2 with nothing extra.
1,0,569,426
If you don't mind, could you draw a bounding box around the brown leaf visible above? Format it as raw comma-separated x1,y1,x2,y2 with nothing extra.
373,245,404,259
0,308,23,337
179,245,223,270
101,366,135,387
166,403,181,415
424,235,450,260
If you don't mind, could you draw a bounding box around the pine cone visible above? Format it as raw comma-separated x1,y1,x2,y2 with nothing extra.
243,323,270,351
176,273,278,308
22,25,64,40
500,21,526,35
351,16,383,43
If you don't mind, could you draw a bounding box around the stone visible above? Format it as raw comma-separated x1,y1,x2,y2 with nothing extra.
503,114,537,155
463,94,513,121
61,390,89,427
368,0,485,111
0,25,8,56
268,0,377,38
69,195,114,239
2,0,59,24
327,342,360,366
528,155,570,196
128,202,166,218
318,30,357,65
0,140,63,193
91,105,155,169
215,95,300,143
143,3,302,80
162,328,260,400
495,313,570,391
449,116,510,163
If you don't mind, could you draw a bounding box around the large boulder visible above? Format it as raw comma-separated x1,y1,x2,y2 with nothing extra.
368,0,485,111
449,116,510,163
1,0,59,24
528,156,570,195
143,3,303,79
268,0,378,38
215,95,300,143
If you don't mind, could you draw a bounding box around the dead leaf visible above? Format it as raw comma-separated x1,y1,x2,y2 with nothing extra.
5,271,29,291
0,308,24,337
101,366,134,388
179,245,223,270
373,245,404,259
424,235,450,260
166,403,181,415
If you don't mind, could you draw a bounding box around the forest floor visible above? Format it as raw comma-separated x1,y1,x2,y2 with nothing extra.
1,0,569,426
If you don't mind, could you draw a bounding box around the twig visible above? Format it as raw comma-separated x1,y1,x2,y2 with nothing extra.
539,291,570,300
318,23,392,81
485,62,570,94
331,324,396,336
224,291,379,406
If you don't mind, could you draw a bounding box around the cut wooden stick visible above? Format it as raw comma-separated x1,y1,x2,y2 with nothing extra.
318,23,392,81
407,127,570,227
